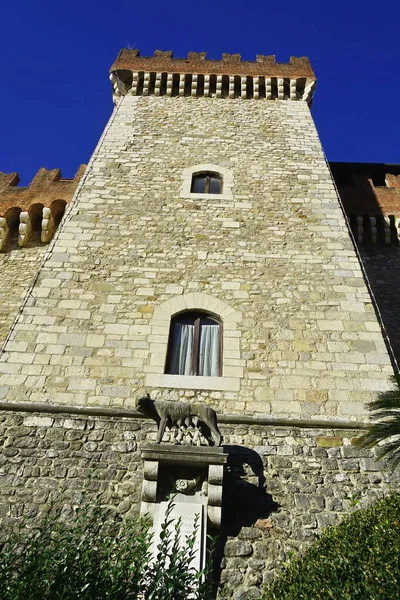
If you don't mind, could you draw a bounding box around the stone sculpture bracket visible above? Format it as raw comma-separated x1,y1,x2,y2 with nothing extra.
140,444,228,529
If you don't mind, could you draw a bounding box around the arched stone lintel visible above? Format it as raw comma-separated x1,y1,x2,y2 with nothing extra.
153,293,241,330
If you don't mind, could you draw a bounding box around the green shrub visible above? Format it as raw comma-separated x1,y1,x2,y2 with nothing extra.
263,494,400,600
0,497,212,600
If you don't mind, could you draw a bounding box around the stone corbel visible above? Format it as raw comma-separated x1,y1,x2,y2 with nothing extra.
0,217,10,251
303,79,317,103
109,72,127,100
395,217,400,242
370,216,377,244
41,206,55,243
384,217,391,245
207,464,224,527
357,216,363,244
277,78,284,100
265,78,272,100
290,79,297,100
140,459,159,521
18,211,32,247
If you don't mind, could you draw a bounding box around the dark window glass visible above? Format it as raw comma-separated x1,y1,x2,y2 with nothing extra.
192,175,206,193
209,176,221,194
191,172,222,194
166,312,222,376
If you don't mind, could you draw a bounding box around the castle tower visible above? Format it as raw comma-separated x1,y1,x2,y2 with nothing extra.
0,50,398,597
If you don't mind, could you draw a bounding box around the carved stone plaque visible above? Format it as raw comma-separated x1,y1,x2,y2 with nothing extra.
151,501,206,572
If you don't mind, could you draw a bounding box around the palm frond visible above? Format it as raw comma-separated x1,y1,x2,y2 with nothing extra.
355,375,400,469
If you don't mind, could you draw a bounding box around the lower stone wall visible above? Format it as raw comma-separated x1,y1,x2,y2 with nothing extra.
219,423,398,599
0,409,398,599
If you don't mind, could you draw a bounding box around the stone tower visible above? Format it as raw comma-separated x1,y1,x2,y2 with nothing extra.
0,50,398,598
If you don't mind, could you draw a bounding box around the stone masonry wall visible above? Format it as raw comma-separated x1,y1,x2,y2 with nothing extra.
0,410,144,531
0,409,397,599
219,423,397,599
360,247,400,366
0,167,85,347
0,95,393,418
0,245,46,347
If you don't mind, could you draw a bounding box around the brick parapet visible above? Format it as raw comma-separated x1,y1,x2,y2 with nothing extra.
331,162,400,217
109,49,317,103
0,166,86,218
331,163,400,248
110,49,315,79
0,165,86,251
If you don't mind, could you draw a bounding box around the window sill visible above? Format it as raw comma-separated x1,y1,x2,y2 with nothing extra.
180,192,233,201
145,373,240,392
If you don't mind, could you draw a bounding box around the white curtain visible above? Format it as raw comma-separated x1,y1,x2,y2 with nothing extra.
169,323,194,375
198,324,220,376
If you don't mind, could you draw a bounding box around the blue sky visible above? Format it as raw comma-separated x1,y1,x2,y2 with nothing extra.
1,0,399,184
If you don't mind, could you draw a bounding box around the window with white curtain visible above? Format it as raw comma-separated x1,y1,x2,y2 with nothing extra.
166,312,222,377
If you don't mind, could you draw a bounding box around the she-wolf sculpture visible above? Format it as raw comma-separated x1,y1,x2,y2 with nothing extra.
136,394,223,446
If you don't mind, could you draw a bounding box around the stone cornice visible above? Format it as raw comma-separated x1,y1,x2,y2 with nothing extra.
0,401,370,430
109,49,317,104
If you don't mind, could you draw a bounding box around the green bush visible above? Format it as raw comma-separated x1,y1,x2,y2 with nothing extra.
263,494,400,600
0,498,212,600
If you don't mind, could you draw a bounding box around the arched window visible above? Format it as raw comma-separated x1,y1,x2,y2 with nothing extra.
181,164,233,200
166,312,222,377
191,172,222,194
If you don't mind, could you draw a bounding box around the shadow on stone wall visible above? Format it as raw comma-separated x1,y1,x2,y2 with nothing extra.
221,445,279,536
360,247,400,368
211,445,279,597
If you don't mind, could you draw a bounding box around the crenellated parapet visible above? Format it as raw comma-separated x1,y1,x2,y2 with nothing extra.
0,165,85,251
109,49,317,104
331,162,400,246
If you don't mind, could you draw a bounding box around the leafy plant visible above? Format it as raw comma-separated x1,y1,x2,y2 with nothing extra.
0,496,213,600
263,494,400,600
355,375,400,469
143,502,213,600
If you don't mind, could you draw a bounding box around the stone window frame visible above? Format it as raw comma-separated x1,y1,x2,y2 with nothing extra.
165,311,223,377
180,164,234,201
145,293,242,392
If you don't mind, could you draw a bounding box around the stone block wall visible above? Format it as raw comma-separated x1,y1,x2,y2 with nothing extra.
0,60,399,600
0,407,397,599
0,245,46,347
0,410,145,531
329,162,400,367
0,166,85,347
219,423,397,598
0,95,394,418
359,247,400,366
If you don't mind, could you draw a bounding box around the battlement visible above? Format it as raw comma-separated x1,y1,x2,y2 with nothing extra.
331,162,400,246
0,165,85,250
109,49,316,103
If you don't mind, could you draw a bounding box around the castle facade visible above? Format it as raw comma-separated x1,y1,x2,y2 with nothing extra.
0,50,399,598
